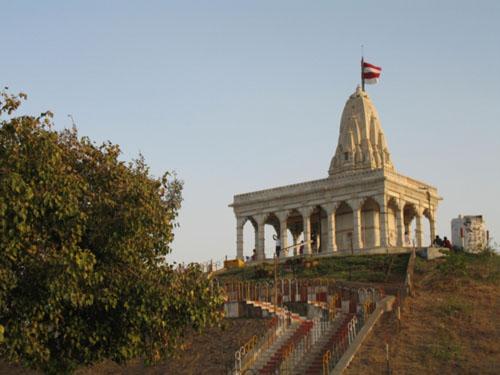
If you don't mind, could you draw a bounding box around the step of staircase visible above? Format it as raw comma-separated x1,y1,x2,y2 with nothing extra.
246,300,304,322
293,313,346,375
299,314,352,375
248,322,301,372
257,320,314,374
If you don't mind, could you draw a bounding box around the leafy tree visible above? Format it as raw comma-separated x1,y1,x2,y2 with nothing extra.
0,90,223,374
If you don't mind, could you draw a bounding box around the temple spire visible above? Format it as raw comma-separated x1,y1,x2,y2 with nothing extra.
328,87,394,176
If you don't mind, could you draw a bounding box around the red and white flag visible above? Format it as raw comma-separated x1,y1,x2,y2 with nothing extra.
362,61,382,84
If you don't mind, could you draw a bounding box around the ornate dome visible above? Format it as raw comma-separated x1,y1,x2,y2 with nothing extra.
328,86,394,176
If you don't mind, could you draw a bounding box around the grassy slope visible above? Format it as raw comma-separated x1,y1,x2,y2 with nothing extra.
217,254,409,284
0,319,268,375
4,253,497,374
345,252,500,375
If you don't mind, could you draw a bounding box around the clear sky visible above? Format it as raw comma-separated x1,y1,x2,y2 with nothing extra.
2,1,499,263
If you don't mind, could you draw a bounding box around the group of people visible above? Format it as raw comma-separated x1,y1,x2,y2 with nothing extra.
432,235,452,249
245,232,453,262
274,234,319,258
245,234,312,262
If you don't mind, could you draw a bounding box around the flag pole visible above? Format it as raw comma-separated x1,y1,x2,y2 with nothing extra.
361,57,365,91
361,45,365,91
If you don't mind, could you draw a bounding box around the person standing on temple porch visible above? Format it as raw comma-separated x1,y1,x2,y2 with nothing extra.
404,231,411,246
273,234,281,258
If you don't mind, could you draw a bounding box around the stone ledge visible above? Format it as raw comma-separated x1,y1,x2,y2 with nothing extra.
417,247,449,260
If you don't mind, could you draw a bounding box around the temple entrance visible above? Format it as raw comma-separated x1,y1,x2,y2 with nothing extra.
242,217,257,261
310,206,327,253
287,209,303,256
403,203,418,246
423,208,434,246
361,198,381,248
335,201,354,251
387,198,400,247
264,213,280,259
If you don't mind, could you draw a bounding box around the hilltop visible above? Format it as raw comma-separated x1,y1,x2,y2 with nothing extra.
345,251,500,374
1,252,498,374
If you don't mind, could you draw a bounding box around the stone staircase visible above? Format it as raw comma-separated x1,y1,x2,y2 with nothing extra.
242,300,353,375
293,313,347,374
249,321,306,373
229,279,389,375
246,300,303,323
242,300,310,374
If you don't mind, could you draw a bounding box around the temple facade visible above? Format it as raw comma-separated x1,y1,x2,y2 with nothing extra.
230,86,441,261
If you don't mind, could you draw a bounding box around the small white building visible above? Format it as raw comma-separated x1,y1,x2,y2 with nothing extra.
451,215,489,253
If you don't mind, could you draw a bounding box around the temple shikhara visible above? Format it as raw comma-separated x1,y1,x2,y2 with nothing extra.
230,86,441,261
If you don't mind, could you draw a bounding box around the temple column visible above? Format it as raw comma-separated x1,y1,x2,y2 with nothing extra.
292,232,299,256
254,224,259,253
430,211,437,244
379,203,388,248
322,203,338,253
349,199,363,250
404,223,411,244
396,201,405,246
415,210,424,247
299,207,314,255
236,217,245,260
276,211,289,256
255,214,267,260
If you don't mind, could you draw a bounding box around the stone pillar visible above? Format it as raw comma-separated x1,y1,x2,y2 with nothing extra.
372,196,384,248
430,213,437,244
349,199,363,250
276,211,289,256
396,203,405,246
323,203,338,253
292,233,299,256
379,209,388,248
415,212,424,247
255,214,267,260
404,223,411,242
236,217,245,260
299,207,313,255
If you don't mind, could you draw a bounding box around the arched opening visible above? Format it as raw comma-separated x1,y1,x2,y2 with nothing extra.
361,198,381,248
242,217,257,261
310,206,328,253
287,209,303,256
387,198,400,247
335,201,354,251
422,208,433,247
264,213,280,259
403,203,418,246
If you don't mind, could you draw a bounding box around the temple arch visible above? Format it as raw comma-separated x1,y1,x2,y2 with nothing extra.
242,217,258,260
335,201,354,251
263,213,280,259
287,209,304,256
403,203,418,246
422,208,435,246
361,197,381,248
386,197,400,247
310,205,328,253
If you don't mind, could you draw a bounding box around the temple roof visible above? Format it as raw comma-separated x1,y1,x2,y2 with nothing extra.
328,86,394,176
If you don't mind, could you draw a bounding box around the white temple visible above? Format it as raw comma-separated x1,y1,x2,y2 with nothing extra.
230,86,441,260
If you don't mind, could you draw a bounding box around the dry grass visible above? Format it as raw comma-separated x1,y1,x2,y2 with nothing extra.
346,255,500,375
2,253,498,375
0,318,268,375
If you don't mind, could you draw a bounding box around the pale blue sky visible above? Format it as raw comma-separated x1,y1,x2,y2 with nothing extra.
2,1,499,263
